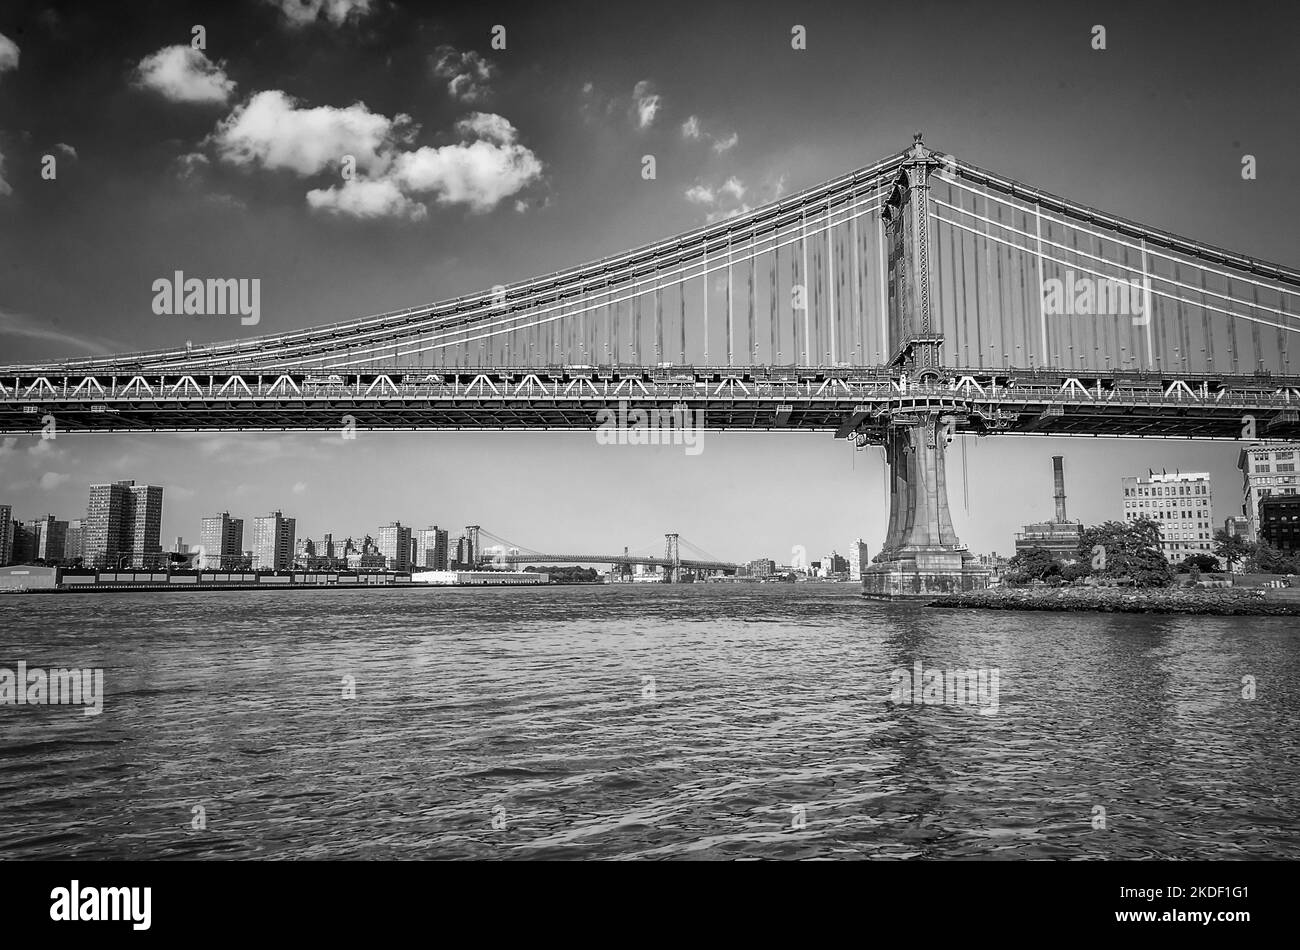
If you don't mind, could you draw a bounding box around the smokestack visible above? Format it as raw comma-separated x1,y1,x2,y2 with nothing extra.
1052,456,1068,523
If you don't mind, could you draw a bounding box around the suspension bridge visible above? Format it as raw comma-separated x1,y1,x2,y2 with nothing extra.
3,135,1298,594
473,529,737,581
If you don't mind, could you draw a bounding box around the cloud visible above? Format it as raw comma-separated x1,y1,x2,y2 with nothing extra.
54,143,77,159
681,115,738,153
167,485,197,500
0,32,17,77
291,481,307,494
39,472,71,491
210,90,409,176
389,114,543,212
133,45,237,104
684,174,783,223
306,111,543,217
0,148,10,197
431,46,495,102
719,176,745,200
263,0,374,27
307,177,427,220
632,80,660,129
711,132,739,154
0,436,17,460
206,89,542,218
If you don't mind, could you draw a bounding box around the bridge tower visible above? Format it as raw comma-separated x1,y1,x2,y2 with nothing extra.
861,134,989,598
465,525,481,567
663,533,680,583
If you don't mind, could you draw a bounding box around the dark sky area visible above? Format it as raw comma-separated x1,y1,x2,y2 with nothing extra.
0,0,1296,560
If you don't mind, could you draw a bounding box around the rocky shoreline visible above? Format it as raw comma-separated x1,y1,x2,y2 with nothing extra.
928,586,1300,616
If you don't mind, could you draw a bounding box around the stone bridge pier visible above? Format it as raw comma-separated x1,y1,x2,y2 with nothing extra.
861,412,988,598
858,134,989,598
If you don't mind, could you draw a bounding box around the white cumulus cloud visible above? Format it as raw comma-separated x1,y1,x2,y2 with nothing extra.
389,114,543,213
133,46,237,104
681,116,701,140
210,90,409,175
307,177,427,221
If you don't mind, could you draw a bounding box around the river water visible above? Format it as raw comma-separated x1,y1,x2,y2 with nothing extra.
1,585,1297,860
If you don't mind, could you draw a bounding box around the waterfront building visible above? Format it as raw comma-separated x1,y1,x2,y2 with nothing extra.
1015,456,1083,559
849,540,869,581
818,552,849,578
295,537,317,567
10,520,36,564
0,506,11,566
745,558,775,578
251,511,296,571
1122,470,1215,565
411,570,548,586
63,519,85,564
30,514,68,561
418,526,450,570
1238,442,1300,542
200,512,245,569
346,551,386,572
85,481,164,569
377,522,412,571
1259,494,1300,556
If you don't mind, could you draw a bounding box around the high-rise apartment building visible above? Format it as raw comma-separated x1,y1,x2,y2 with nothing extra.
1121,471,1215,565
1238,442,1300,542
377,522,412,571
0,505,12,566
252,511,296,571
200,512,245,569
29,514,68,561
127,484,163,568
84,481,164,568
849,540,869,580
10,522,36,563
417,526,450,570
63,519,86,564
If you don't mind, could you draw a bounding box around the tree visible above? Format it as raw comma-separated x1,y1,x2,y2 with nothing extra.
1213,528,1251,572
1006,546,1061,584
1245,540,1300,575
1059,560,1093,584
1177,553,1221,573
1077,517,1173,588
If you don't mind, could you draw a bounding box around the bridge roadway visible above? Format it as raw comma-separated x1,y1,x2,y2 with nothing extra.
486,553,736,572
2,363,1297,440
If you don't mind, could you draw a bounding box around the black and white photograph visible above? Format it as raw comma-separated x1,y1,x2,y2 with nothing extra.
0,0,1295,931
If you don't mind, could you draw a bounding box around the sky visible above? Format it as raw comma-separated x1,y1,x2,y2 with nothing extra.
0,0,1297,562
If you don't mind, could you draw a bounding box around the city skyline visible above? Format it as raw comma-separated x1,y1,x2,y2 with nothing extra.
0,436,1269,566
